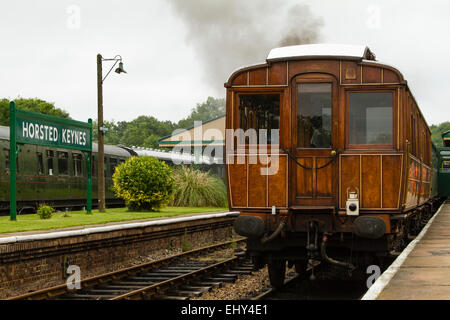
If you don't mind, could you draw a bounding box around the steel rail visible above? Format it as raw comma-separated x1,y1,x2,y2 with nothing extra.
111,256,239,300
8,237,246,300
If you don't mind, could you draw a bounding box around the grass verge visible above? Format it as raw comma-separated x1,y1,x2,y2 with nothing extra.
0,207,228,235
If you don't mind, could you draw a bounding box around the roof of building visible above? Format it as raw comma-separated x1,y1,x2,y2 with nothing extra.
158,115,225,147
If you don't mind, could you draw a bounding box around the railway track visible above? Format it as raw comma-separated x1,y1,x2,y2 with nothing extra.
250,261,378,300
8,238,253,300
251,272,300,300
252,272,368,300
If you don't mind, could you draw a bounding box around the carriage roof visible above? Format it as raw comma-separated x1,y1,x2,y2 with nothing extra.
266,44,376,62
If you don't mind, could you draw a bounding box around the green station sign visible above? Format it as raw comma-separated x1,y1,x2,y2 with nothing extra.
9,101,93,220
15,108,91,151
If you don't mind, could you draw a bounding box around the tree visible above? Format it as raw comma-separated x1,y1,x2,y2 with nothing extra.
0,98,70,126
85,96,226,149
430,122,450,147
92,116,177,148
177,96,225,129
119,116,176,148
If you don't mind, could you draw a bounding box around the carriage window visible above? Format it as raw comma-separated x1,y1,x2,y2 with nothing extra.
37,152,44,175
4,149,10,173
4,149,19,173
110,158,118,176
349,92,393,145
238,94,280,144
297,83,332,148
58,152,68,175
73,153,82,177
443,160,450,169
46,150,54,175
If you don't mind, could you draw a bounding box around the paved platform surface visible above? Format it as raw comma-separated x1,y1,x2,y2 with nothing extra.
372,201,450,300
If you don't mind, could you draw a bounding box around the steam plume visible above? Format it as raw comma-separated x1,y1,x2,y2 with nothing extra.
167,0,323,93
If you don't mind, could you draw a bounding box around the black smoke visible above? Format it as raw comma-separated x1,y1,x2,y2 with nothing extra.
167,0,323,93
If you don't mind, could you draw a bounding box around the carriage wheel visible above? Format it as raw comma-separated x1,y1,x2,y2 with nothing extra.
268,259,286,289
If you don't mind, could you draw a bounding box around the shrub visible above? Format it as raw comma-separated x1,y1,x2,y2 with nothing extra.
112,156,175,211
37,205,54,219
170,166,227,207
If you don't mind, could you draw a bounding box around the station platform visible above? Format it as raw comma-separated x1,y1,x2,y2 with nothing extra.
0,210,239,298
363,200,450,300
0,210,237,243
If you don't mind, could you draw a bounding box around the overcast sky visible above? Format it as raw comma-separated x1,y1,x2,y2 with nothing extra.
1,0,449,126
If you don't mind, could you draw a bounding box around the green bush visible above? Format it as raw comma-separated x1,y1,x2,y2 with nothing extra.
37,205,54,219
112,156,175,211
170,166,228,207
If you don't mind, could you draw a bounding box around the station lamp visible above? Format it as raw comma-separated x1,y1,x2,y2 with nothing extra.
96,54,127,212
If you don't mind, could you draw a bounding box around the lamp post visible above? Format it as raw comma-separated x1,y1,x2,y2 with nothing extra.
96,54,126,212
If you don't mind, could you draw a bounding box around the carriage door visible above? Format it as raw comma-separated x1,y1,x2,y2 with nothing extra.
291,74,338,207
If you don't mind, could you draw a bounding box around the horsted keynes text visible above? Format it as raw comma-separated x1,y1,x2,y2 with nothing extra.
15,112,91,151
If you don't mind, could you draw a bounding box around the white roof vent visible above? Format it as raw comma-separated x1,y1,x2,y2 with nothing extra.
267,44,375,62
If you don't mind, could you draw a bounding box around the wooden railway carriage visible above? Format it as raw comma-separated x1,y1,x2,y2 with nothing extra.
438,130,450,197
225,44,439,287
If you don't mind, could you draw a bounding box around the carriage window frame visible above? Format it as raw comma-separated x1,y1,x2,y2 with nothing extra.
73,153,83,177
233,90,282,149
296,82,333,149
4,148,10,174
110,158,118,176
57,151,69,176
46,150,55,176
345,89,397,150
37,152,44,175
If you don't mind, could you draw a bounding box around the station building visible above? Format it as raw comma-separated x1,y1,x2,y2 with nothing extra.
158,115,226,179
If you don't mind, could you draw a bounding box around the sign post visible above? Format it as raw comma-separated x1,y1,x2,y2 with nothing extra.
9,102,17,221
9,102,93,220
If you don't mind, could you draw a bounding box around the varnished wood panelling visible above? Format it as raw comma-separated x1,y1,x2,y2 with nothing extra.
405,157,420,209
383,69,400,83
249,68,267,86
248,161,267,207
316,157,333,197
340,155,360,208
361,155,381,208
340,154,402,209
382,155,402,208
341,61,361,84
227,154,288,209
362,65,382,83
268,156,288,207
268,62,287,85
232,73,247,86
227,157,247,207
288,60,340,81
296,158,314,198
